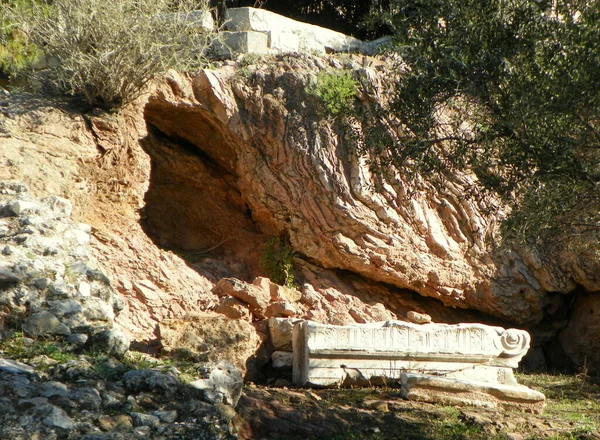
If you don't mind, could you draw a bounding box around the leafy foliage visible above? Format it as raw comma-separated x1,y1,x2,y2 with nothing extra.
309,70,358,117
260,236,296,288
0,30,41,76
367,0,600,245
0,0,217,109
0,1,42,76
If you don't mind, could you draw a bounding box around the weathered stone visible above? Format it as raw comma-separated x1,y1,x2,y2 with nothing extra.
91,328,130,358
214,278,270,319
130,412,160,428
6,375,34,398
0,266,21,286
212,31,269,58
67,226,90,245
269,317,301,351
40,196,72,217
70,387,102,410
48,299,83,317
52,358,94,381
292,320,535,397
23,311,71,337
215,296,251,321
82,297,115,322
8,200,41,216
132,279,169,306
225,7,368,54
38,381,70,398
32,277,51,289
78,281,91,297
265,301,297,318
254,277,302,303
158,312,261,374
153,410,177,424
0,358,36,375
42,405,75,430
407,311,432,324
271,351,293,369
189,360,243,407
122,369,178,394
400,373,546,413
97,414,133,432
67,333,88,345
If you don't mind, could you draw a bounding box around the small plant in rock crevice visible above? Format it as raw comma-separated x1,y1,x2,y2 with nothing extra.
308,70,358,117
260,235,296,289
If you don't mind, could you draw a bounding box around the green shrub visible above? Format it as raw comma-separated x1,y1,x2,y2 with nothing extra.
0,1,42,76
260,236,296,288
309,70,358,116
0,0,217,109
0,29,42,76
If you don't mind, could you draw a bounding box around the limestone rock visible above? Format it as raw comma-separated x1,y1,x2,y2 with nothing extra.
122,369,179,394
215,296,251,321
557,294,600,373
158,312,261,375
0,359,36,376
400,373,546,413
91,328,130,358
8,200,41,216
268,317,301,351
0,182,128,357
214,278,270,319
265,301,297,318
42,404,75,430
143,58,599,349
271,351,293,369
131,412,160,428
189,360,244,407
0,267,21,286
23,311,71,337
407,311,432,324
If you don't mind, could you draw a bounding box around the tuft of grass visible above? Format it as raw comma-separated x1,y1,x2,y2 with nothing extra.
0,332,78,367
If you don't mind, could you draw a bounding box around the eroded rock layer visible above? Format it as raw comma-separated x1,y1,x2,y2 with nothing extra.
142,57,595,330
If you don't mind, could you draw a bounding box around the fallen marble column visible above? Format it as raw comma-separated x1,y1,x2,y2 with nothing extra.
400,373,545,413
292,320,545,411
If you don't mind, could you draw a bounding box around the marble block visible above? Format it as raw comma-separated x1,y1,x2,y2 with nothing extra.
292,320,544,410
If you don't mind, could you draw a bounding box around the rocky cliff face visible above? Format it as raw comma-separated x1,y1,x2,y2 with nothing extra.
140,55,600,371
2,53,599,372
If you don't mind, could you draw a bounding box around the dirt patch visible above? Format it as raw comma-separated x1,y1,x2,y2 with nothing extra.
236,374,600,440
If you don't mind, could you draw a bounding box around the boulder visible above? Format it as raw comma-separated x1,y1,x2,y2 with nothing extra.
214,278,271,319
158,312,261,375
23,311,71,337
91,328,130,358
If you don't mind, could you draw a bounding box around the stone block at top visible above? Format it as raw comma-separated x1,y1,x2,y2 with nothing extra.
224,7,367,54
212,31,269,58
